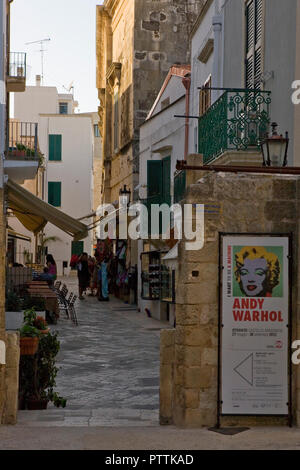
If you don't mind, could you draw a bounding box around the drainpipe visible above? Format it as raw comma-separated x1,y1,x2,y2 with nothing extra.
182,74,191,160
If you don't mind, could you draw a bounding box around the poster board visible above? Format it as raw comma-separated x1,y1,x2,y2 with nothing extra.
220,234,291,416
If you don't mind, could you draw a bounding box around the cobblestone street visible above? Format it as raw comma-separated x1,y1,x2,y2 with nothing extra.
16,276,171,427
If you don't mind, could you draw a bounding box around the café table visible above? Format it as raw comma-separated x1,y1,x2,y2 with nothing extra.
26,283,60,322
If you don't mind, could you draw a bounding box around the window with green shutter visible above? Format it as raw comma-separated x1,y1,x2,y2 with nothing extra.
71,241,84,256
245,0,263,89
49,135,62,161
147,158,171,235
48,182,61,207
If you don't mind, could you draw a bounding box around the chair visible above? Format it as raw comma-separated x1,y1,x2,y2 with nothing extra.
69,295,78,326
56,284,69,313
53,280,61,292
58,292,73,319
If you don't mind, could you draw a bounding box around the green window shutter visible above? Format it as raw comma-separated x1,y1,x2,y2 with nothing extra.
71,241,84,256
147,160,163,235
49,135,62,161
162,156,171,206
147,160,163,201
48,182,61,207
245,0,262,89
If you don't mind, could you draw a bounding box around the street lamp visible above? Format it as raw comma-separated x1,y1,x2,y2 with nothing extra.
119,184,131,207
261,122,289,167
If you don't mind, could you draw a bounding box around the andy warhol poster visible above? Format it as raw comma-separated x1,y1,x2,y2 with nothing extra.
220,235,290,416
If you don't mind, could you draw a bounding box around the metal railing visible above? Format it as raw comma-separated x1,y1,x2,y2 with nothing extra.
174,170,186,203
8,52,27,79
7,121,39,159
198,89,271,164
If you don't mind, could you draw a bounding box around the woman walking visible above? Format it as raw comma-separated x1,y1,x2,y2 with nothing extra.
77,253,90,300
46,254,57,283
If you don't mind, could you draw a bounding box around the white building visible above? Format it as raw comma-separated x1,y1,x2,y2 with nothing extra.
12,77,100,275
138,65,190,324
188,0,219,155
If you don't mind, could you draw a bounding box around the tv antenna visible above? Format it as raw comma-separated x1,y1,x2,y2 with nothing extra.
63,81,74,94
25,38,51,84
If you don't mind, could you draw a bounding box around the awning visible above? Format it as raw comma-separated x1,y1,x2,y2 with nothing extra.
8,228,32,242
6,179,88,241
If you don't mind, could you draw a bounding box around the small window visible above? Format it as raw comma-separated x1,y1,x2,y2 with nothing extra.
59,102,68,115
199,77,211,116
48,182,61,207
94,124,100,137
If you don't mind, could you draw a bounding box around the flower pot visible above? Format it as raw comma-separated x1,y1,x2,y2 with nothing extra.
39,328,50,335
27,398,48,410
20,336,39,355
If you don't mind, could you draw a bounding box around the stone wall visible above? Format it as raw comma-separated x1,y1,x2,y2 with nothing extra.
0,188,20,425
97,0,205,203
160,171,300,427
2,332,19,425
0,188,6,423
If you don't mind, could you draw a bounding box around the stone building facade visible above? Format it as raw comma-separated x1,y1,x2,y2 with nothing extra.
160,169,300,427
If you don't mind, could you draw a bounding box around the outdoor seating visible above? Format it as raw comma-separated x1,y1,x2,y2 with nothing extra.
56,284,69,311
68,295,78,326
53,280,62,292
58,292,73,319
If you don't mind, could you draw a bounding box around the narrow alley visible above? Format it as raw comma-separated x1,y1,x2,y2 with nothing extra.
16,277,170,427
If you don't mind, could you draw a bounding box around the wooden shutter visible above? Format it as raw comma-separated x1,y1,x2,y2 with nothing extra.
48,182,61,207
199,77,211,116
49,135,62,161
245,0,263,89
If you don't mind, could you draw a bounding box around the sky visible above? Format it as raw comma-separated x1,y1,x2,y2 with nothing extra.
10,0,104,114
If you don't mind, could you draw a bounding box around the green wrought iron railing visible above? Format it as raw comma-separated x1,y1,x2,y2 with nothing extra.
174,170,186,203
198,89,271,164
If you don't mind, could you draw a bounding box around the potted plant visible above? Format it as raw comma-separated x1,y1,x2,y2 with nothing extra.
22,297,46,317
34,316,49,335
19,331,67,410
19,324,40,355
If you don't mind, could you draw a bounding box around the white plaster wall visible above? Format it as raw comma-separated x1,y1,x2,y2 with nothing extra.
151,75,186,117
14,86,58,122
138,87,186,320
39,115,94,276
189,0,215,154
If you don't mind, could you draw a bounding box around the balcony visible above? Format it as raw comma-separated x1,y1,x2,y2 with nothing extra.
6,52,27,92
4,121,42,183
198,89,271,164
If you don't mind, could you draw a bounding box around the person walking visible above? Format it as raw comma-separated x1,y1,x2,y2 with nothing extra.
77,253,90,300
98,256,110,301
46,254,57,283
